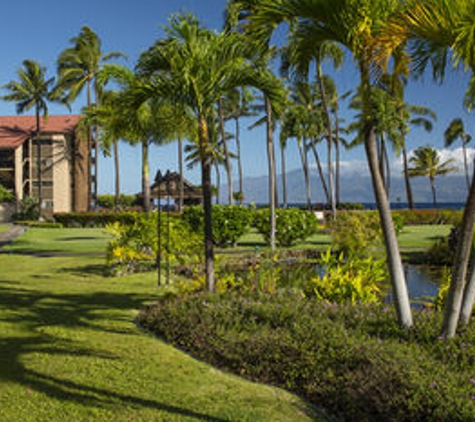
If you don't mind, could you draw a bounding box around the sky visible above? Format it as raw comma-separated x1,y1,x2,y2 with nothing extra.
0,0,473,199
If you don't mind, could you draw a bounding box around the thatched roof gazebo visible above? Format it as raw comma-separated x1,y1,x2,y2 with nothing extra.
151,170,202,208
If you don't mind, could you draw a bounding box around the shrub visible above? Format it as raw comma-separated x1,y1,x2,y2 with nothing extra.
182,205,252,248
393,209,462,225
106,213,202,276
0,183,14,202
54,211,140,227
97,194,139,209
138,293,475,421
13,196,39,221
253,208,319,247
304,249,388,304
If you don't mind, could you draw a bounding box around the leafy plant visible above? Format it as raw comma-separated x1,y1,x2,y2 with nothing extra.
13,195,39,221
182,205,252,248
305,249,388,304
253,208,318,247
106,213,202,276
329,211,403,257
0,184,14,202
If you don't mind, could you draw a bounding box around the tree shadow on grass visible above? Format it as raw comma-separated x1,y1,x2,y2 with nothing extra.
0,285,227,421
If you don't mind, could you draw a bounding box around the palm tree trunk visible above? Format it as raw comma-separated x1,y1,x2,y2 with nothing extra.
218,98,233,205
281,141,287,209
442,169,475,336
463,141,470,190
402,144,415,209
142,141,151,213
361,61,412,329
316,61,336,219
200,114,215,292
334,109,341,207
113,140,120,212
214,162,221,205
86,80,92,211
298,139,311,210
178,137,184,212
265,96,276,253
235,117,244,204
310,140,330,205
35,107,42,220
430,176,437,206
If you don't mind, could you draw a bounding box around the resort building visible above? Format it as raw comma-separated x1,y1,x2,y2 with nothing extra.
0,115,89,218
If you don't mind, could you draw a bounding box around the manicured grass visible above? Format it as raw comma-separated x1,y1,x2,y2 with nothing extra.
397,225,451,250
0,224,9,234
0,229,320,421
2,227,110,254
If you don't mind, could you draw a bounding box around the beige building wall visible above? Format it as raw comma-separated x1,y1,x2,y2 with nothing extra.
52,135,72,213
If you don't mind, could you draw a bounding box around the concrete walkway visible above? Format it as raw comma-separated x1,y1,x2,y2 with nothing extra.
0,225,25,248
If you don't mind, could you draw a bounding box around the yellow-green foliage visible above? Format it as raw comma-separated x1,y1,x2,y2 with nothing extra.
308,249,387,304
329,211,400,257
106,214,202,276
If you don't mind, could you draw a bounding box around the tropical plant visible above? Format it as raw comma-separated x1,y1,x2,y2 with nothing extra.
2,59,59,218
241,0,413,327
408,146,457,206
137,13,285,291
56,26,126,210
444,118,471,190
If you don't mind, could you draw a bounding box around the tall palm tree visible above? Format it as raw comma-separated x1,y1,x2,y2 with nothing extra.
445,118,471,190
137,14,284,290
2,59,58,218
222,87,256,204
242,0,413,328
384,0,475,335
408,146,457,206
56,26,126,210
281,34,344,217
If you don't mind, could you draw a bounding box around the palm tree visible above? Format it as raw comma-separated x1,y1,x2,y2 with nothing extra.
281,34,344,217
445,118,471,190
56,26,126,210
2,59,58,218
222,87,256,204
384,0,475,335
408,146,457,206
241,0,413,328
137,14,284,290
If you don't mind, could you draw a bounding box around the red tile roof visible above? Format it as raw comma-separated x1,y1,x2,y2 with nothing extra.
0,115,81,149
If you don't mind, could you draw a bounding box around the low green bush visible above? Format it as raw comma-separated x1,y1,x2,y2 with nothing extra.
138,293,475,422
393,209,462,225
253,208,319,247
97,194,139,209
182,205,252,248
15,221,63,228
106,213,202,276
0,183,14,202
304,249,388,304
12,195,39,221
54,211,140,227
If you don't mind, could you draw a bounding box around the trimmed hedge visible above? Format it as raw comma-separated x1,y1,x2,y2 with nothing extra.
253,208,319,247
393,209,462,225
138,293,475,422
182,205,252,248
54,212,141,227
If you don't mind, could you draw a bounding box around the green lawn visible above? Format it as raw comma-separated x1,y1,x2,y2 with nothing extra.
0,224,10,234
236,225,451,252
0,228,321,421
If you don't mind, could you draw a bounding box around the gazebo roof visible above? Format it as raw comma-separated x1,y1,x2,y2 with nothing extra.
151,171,202,199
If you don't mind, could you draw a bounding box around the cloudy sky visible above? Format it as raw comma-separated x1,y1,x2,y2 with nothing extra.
0,0,473,195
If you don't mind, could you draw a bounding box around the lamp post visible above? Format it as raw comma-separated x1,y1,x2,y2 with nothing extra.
155,170,162,286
